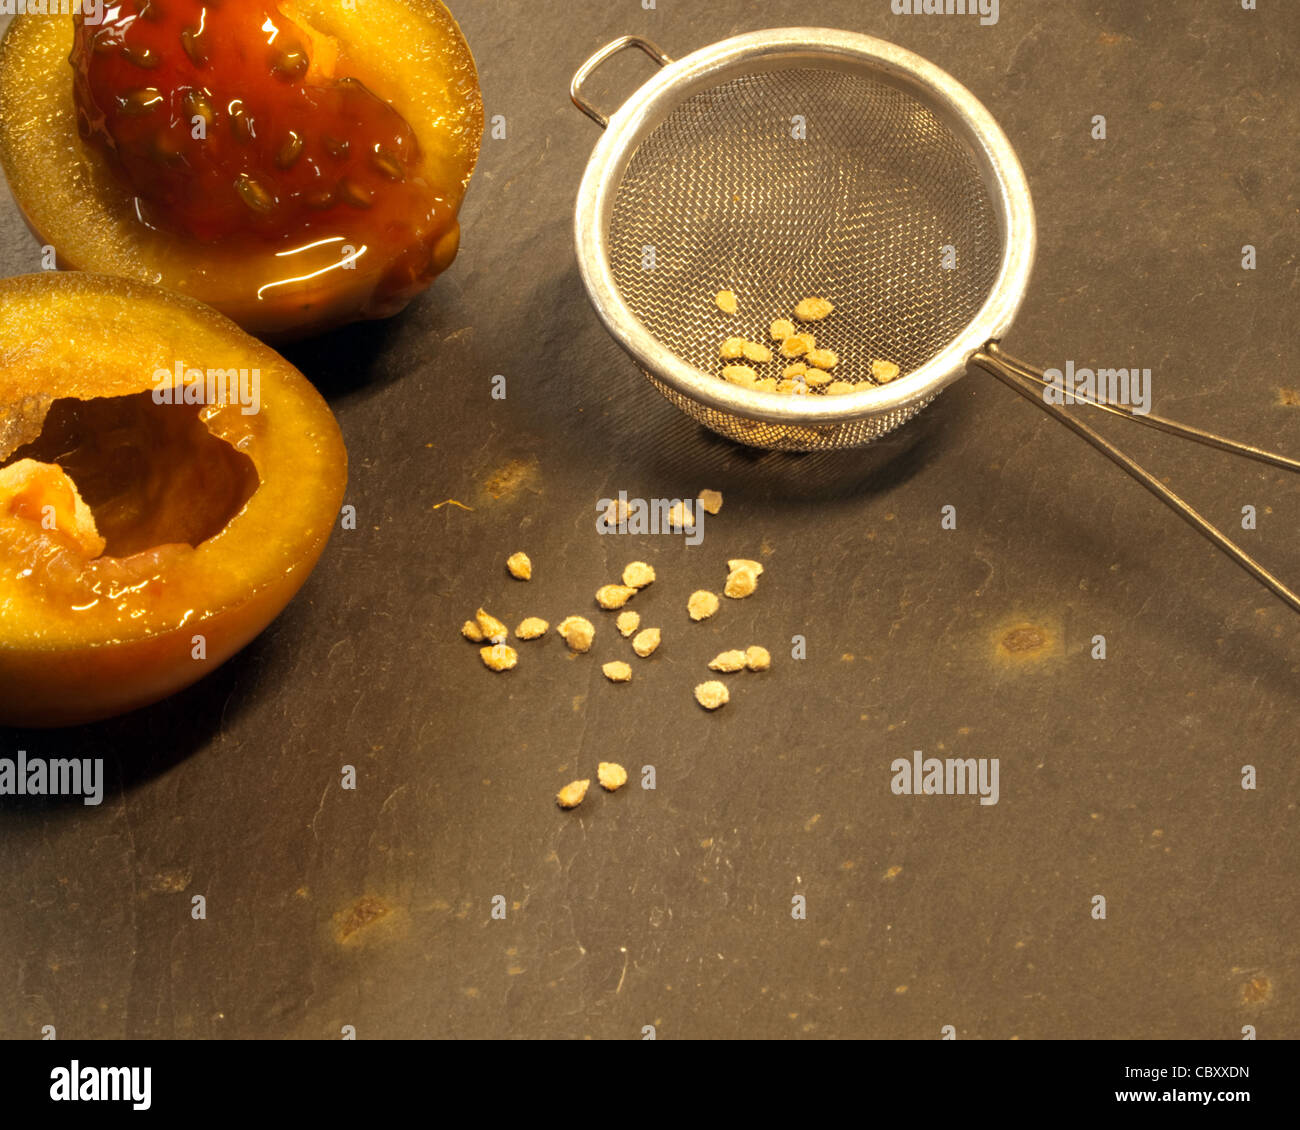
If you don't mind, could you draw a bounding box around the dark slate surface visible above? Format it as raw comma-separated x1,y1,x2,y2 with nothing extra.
0,1,1295,1040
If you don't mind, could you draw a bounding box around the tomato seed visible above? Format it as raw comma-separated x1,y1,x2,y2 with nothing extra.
370,146,405,182
275,130,305,169
337,180,373,209
180,27,209,67
234,173,276,214
122,45,160,69
183,90,214,126
229,108,256,144
271,47,308,81
117,88,164,116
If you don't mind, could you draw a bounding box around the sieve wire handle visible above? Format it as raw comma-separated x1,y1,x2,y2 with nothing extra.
967,343,1300,614
571,36,673,129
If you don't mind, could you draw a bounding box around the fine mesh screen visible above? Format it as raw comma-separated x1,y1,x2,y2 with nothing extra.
607,67,1004,449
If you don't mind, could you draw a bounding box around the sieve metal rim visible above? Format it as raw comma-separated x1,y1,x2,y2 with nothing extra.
574,28,1038,427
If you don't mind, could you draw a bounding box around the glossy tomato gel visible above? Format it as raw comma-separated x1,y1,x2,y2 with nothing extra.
71,0,456,303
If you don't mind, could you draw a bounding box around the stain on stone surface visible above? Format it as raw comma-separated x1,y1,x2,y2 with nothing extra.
146,868,192,894
334,895,393,944
484,457,538,500
991,619,1062,668
1278,388,1299,406
1002,626,1047,653
1239,974,1272,1006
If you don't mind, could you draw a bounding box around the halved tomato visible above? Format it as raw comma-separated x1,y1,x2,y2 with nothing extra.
0,272,347,726
0,0,483,339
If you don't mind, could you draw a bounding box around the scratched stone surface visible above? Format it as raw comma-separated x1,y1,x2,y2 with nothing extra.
0,1,1296,1040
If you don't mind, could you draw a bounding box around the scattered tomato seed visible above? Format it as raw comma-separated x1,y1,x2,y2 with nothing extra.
556,779,590,809
506,551,532,580
598,762,628,791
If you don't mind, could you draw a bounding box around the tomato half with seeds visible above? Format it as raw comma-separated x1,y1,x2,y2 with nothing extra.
0,273,347,727
0,0,483,339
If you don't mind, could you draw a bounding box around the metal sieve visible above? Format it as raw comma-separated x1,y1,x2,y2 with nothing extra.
572,29,1299,612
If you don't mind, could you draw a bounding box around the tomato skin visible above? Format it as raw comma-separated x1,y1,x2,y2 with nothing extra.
0,572,315,728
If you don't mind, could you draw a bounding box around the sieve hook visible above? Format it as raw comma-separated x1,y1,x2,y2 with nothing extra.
968,342,1300,614
571,36,673,129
